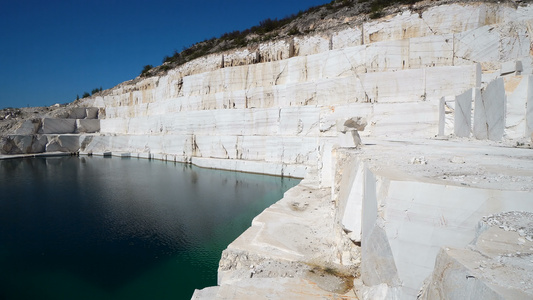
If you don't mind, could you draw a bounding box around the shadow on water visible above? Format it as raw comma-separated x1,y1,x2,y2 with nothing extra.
0,157,300,300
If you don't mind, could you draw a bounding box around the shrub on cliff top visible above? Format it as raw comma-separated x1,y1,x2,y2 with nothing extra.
140,65,154,77
147,0,426,76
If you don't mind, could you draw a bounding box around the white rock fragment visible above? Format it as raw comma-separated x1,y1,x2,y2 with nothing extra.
336,117,366,148
501,60,523,76
410,156,427,165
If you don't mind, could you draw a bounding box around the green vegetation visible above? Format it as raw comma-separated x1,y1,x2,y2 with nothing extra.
78,87,103,100
140,64,154,77
143,0,420,77
288,26,301,36
91,87,103,95
369,0,417,18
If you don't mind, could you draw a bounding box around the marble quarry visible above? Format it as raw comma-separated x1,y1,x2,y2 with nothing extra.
3,2,533,299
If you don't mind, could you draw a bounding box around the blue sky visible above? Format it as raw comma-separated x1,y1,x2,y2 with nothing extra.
0,0,331,109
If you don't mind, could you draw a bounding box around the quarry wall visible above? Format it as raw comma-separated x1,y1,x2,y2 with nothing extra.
3,2,533,299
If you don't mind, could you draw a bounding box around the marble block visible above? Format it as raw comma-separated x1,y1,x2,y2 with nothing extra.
501,60,523,76
499,22,531,64
454,88,472,137
76,119,100,133
474,78,506,140
526,76,533,137
363,10,427,44
86,107,99,119
1,134,47,154
15,119,41,135
505,75,531,139
454,25,500,69
337,131,361,148
68,108,87,119
336,156,365,242
438,97,446,136
42,118,76,134
45,135,80,152
294,35,330,56
425,64,480,101
409,34,454,68
365,40,409,72
421,4,486,35
331,27,363,50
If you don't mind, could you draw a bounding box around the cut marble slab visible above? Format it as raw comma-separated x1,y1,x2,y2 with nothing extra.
85,107,99,119
501,60,523,75
45,135,80,152
474,78,506,140
68,107,87,119
454,88,472,137
42,118,76,134
505,75,531,139
76,119,100,133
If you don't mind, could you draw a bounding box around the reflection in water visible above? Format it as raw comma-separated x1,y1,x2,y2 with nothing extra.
0,156,300,300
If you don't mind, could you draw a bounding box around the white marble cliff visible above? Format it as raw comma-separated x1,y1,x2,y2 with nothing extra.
3,1,533,299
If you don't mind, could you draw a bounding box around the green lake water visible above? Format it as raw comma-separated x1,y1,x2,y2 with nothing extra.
0,156,300,299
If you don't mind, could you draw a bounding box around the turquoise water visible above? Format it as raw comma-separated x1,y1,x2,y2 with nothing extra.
0,156,300,300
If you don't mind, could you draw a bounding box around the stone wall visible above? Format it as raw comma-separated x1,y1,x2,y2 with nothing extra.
76,2,533,183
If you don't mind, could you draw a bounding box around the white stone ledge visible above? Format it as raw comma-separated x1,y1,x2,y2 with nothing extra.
192,157,306,178
335,142,533,298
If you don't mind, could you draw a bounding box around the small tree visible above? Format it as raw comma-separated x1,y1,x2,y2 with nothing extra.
140,65,154,77
82,92,90,98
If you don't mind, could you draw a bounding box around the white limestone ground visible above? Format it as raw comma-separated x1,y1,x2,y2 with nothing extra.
2,1,533,299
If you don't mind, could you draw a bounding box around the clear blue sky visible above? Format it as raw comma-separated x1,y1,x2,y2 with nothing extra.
0,0,331,109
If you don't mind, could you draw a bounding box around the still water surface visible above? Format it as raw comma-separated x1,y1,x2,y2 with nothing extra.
0,156,299,299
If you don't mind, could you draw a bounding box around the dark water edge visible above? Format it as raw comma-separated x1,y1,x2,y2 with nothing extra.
0,156,300,300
